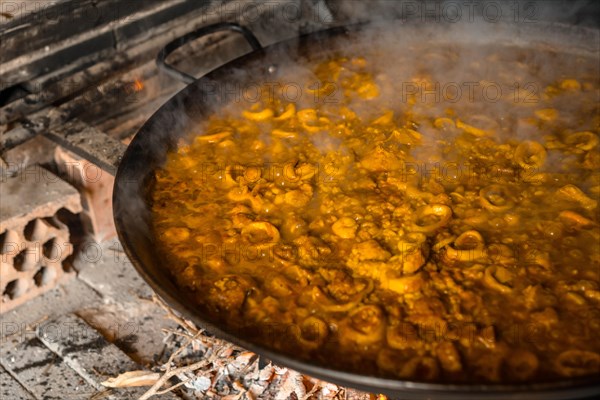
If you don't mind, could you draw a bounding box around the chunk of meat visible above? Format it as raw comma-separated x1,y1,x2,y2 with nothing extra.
436,341,462,373
360,146,402,171
206,275,254,314
332,217,358,239
522,285,557,310
351,240,391,261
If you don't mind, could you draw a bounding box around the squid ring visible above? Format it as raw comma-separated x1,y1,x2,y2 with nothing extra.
242,108,274,121
412,204,452,233
441,230,487,264
294,316,329,350
480,184,515,212
564,131,598,152
342,304,386,345
455,230,485,249
194,130,232,143
514,140,547,169
483,266,514,294
241,221,280,244
555,350,600,377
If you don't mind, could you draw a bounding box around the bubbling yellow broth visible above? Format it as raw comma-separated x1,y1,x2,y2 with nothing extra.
151,43,600,383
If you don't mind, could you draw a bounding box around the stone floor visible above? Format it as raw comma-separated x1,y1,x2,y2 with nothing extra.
0,239,182,399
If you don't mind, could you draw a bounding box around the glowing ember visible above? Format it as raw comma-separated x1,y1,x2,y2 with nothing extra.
133,78,144,92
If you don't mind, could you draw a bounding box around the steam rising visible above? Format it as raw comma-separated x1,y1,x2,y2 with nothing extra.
113,3,599,316
116,8,599,211
170,16,599,172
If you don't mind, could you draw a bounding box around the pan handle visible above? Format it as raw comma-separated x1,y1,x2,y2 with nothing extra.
156,22,263,84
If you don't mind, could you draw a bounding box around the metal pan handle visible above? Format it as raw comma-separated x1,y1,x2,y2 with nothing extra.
156,22,262,84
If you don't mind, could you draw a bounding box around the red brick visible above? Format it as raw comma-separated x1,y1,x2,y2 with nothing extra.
0,165,82,313
54,147,116,242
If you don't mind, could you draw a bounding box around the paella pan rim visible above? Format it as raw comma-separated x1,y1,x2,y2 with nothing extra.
113,20,600,398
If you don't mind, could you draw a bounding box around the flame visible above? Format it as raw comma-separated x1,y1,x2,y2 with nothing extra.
133,78,144,92
377,395,388,400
